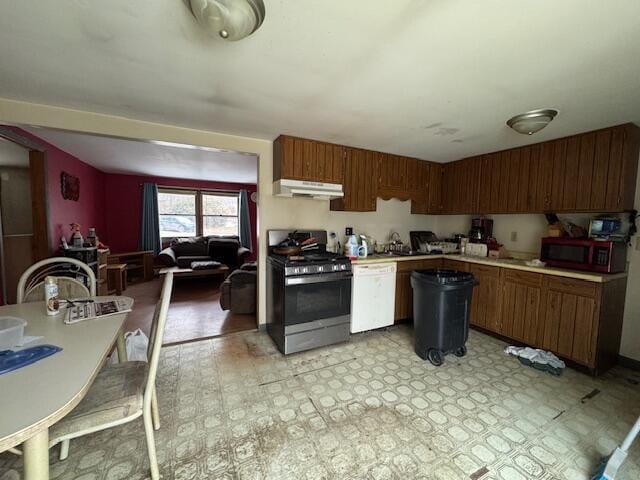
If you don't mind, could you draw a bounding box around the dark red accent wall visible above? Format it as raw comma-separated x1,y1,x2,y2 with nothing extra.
103,173,257,257
10,127,106,253
8,127,257,258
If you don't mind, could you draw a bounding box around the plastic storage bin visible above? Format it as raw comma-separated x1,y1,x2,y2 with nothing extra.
0,317,27,350
410,269,476,366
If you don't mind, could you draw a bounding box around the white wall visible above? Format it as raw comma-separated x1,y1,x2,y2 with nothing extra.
620,164,640,361
437,213,598,254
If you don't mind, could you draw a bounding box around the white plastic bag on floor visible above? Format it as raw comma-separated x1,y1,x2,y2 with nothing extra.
125,329,149,362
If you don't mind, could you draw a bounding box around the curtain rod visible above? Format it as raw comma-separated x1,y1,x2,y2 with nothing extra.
140,183,242,194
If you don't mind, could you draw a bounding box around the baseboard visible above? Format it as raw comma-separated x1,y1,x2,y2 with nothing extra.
618,355,640,371
258,323,267,332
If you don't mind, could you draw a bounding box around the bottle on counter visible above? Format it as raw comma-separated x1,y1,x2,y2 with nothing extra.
45,276,60,316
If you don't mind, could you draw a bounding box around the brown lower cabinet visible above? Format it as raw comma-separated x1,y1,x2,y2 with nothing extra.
391,258,626,374
394,259,441,322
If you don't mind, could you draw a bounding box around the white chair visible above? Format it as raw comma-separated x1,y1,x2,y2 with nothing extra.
47,272,173,480
17,257,96,304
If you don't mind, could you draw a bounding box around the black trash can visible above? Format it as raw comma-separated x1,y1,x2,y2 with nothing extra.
410,268,476,366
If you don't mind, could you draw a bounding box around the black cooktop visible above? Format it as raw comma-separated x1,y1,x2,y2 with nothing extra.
270,251,348,266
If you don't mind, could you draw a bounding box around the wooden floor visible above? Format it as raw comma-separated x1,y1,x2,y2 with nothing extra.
124,275,257,345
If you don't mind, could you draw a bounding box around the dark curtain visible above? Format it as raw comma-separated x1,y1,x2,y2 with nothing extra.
239,189,253,251
140,183,161,254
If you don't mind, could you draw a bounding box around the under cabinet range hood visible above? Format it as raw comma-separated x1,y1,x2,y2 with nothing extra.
273,179,344,200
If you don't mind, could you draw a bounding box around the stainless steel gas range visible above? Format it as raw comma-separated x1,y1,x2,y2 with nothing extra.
266,230,352,355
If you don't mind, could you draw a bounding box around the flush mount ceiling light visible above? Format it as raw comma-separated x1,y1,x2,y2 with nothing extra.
189,0,265,41
506,109,559,135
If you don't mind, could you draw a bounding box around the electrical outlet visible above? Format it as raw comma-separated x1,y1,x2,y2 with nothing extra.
345,227,353,236
510,231,518,242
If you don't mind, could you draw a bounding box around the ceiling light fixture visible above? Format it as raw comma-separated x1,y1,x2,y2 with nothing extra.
506,109,559,135
189,0,265,41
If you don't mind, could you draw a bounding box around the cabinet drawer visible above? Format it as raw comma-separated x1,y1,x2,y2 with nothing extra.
442,258,468,271
545,276,598,297
469,263,500,278
501,269,542,288
396,259,441,273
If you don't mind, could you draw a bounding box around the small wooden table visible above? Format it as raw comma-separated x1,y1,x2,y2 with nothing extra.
107,263,127,295
0,299,131,479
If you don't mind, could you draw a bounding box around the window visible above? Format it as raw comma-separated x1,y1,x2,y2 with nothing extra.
158,190,197,238
202,193,238,236
158,188,239,239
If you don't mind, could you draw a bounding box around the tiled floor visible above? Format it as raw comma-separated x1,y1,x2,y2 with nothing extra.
1,326,639,480
124,277,257,345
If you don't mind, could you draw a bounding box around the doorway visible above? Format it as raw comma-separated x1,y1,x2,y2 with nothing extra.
0,133,49,304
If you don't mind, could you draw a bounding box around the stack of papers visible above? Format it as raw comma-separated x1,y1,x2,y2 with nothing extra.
65,297,133,325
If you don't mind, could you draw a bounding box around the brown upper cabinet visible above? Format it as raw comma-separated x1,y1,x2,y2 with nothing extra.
330,147,378,212
273,135,344,184
274,123,638,215
377,153,410,200
467,123,639,214
410,160,442,214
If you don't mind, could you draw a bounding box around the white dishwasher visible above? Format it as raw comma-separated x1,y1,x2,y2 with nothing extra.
351,262,397,333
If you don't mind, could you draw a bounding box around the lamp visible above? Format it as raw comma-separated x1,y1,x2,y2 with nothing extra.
506,109,559,135
189,0,265,41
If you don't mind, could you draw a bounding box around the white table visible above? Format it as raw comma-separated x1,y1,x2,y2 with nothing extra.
0,299,131,479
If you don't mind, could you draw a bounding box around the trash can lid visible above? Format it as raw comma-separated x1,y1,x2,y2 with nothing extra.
411,268,475,285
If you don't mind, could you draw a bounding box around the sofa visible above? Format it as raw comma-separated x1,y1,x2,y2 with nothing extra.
220,262,257,314
158,236,251,272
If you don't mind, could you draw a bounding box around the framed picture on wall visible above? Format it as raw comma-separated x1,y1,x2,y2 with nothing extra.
61,171,80,201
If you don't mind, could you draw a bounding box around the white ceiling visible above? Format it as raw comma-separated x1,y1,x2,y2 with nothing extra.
24,126,258,183
1,1,640,162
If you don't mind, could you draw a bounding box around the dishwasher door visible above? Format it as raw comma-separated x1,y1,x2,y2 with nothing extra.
351,262,397,333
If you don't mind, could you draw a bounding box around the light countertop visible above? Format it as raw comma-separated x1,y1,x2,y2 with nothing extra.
351,253,627,283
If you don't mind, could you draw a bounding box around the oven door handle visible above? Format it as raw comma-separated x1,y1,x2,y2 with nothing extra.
286,272,353,285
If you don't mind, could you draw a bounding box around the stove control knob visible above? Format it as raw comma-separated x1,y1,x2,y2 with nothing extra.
340,264,346,270
317,265,324,272
333,265,339,271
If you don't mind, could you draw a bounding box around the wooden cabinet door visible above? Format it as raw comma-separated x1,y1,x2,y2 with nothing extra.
549,139,567,211
534,142,554,212
440,162,456,214
273,135,296,180
378,153,408,199
316,142,344,184
589,129,611,210
561,136,581,210
409,160,432,214
499,270,542,346
575,132,597,211
427,163,443,213
541,277,599,366
331,147,377,212
468,264,501,332
394,259,442,321
605,124,640,211
275,135,343,183
460,157,481,214
478,154,493,213
442,259,469,271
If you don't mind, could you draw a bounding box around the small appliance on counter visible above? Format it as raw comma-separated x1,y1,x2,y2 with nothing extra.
465,242,488,257
540,237,627,273
267,230,352,355
469,217,493,243
589,217,624,240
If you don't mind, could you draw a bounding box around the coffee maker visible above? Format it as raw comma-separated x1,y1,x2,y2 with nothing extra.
469,217,493,243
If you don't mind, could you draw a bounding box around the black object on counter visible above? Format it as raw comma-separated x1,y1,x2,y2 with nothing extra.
410,269,476,366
